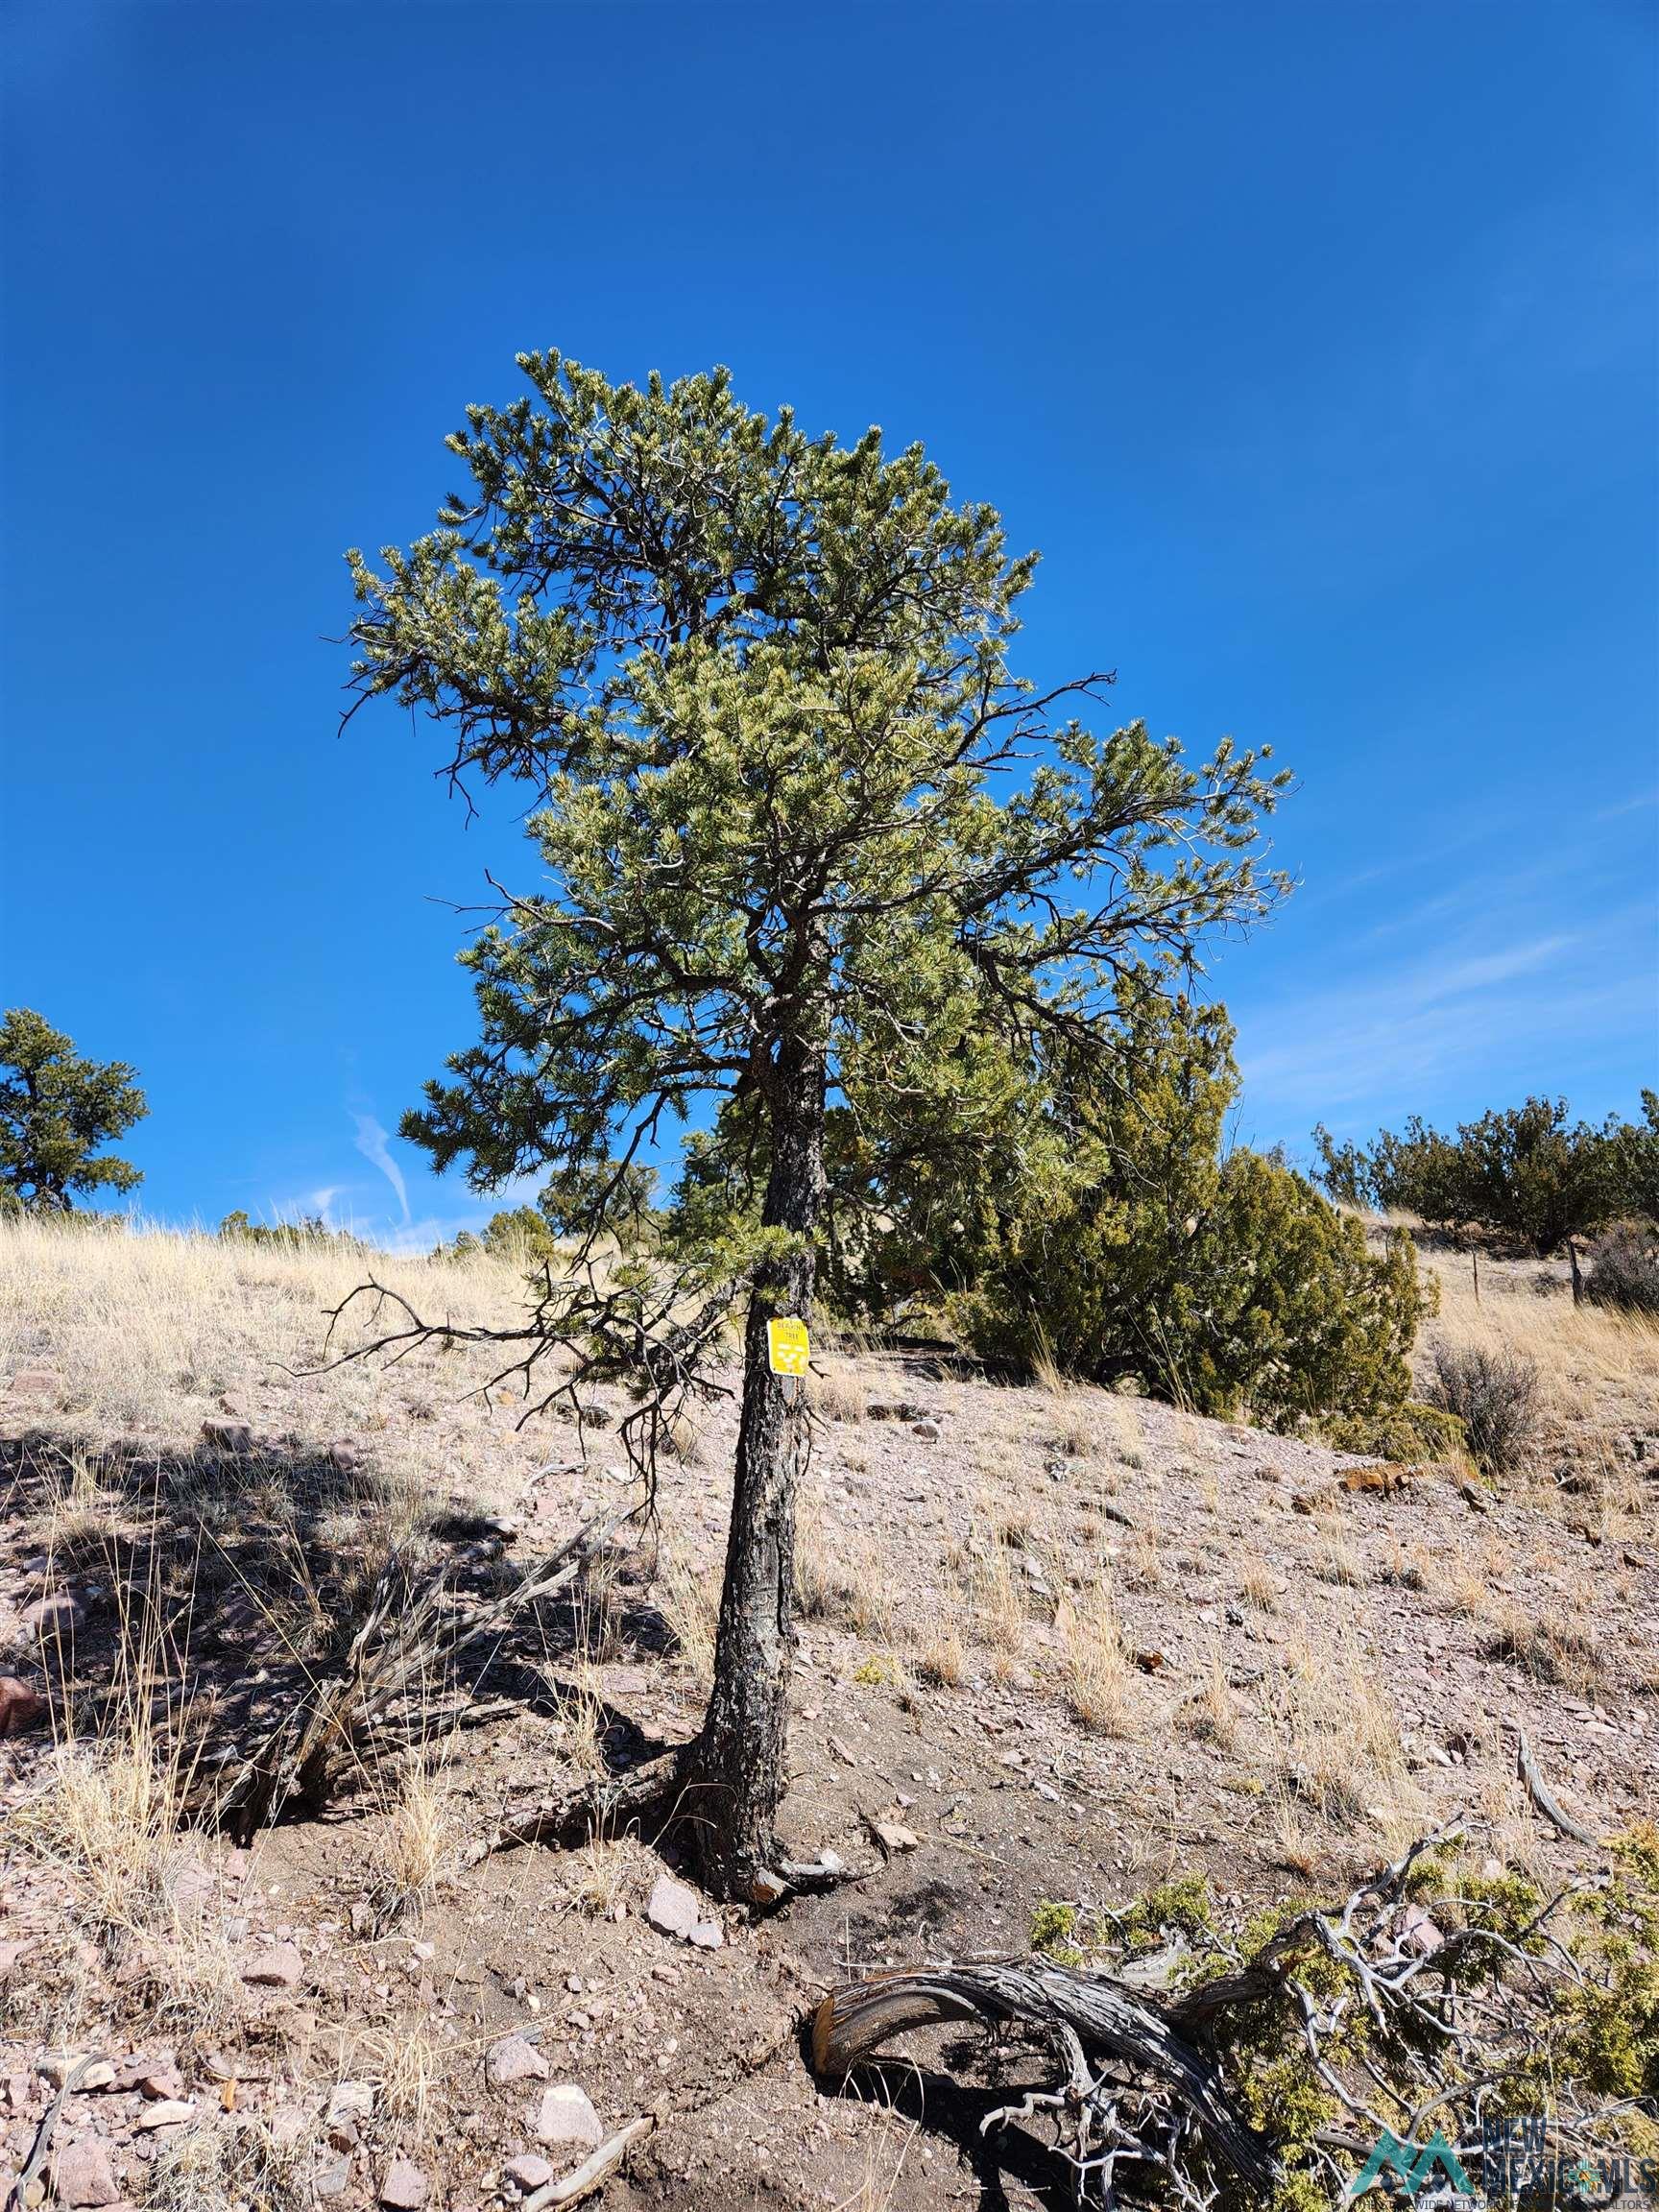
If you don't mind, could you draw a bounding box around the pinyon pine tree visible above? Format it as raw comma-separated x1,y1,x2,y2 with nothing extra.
0,1007,147,1214
345,353,1289,1899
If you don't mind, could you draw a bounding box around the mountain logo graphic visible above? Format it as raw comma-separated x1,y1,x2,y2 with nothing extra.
1346,2128,1476,2201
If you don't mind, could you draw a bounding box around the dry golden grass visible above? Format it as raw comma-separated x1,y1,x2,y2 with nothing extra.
558,1835,648,1917
808,1360,867,1423
371,1760,459,1918
361,2016,443,2139
1424,1253,1657,1516
148,2115,310,2212
1239,1553,1280,1612
9,1633,240,2033
1481,1601,1605,1692
1177,1637,1239,1751
0,1211,532,1450
1266,1628,1419,1838
658,1546,719,1681
914,1623,966,1688
1057,1578,1132,1735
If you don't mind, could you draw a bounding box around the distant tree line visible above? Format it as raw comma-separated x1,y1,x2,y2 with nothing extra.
1310,1094,1659,1256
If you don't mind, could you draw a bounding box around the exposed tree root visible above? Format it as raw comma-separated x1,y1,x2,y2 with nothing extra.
809,1823,1617,2208
814,1962,1277,2199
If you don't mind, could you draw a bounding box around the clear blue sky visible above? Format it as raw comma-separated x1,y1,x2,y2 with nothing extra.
3,3,1654,1246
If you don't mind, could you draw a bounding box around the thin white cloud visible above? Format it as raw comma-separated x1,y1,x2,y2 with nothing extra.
352,1113,411,1224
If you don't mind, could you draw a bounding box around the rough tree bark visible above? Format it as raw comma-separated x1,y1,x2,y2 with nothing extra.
681,1032,826,1899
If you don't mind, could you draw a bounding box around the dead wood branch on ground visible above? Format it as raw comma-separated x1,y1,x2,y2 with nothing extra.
811,1823,1599,2208
189,1511,627,1841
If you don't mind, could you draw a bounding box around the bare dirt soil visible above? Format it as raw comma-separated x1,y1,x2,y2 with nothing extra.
1,1224,1654,2210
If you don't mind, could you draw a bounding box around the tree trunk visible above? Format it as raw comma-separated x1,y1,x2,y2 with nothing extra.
683,1035,825,1900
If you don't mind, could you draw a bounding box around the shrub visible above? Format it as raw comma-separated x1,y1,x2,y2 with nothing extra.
1425,1341,1540,1476
1163,1153,1427,1426
1319,1399,1468,1466
943,996,1428,1428
1585,1218,1659,1315
218,1211,363,1253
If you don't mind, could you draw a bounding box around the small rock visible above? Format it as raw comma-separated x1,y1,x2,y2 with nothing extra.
241,1942,303,1989
910,1418,941,1440
502,2152,556,2191
0,1939,33,1981
134,2100,195,2131
39,2056,113,2092
380,2157,429,2208
537,2082,602,2151
325,1440,361,1474
20,1593,81,1646
0,1675,46,1736
10,1368,60,1400
270,2104,310,2150
485,2035,547,2087
870,1821,921,1854
645,1872,703,1941
168,1859,219,1918
202,1418,254,1453
1396,1904,1444,1957
314,2150,353,2200
49,2138,120,2208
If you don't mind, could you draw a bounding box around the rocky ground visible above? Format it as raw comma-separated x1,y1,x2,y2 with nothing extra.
1,1223,1654,2210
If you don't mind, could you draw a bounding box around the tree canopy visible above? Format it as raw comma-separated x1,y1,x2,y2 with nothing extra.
0,1007,147,1214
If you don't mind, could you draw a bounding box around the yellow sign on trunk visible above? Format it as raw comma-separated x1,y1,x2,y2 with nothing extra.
766,1315,809,1378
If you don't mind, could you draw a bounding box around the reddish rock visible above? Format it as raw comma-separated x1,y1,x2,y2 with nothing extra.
0,1675,46,1736
536,2082,602,2151
134,2099,194,2130
485,2035,547,2087
241,1941,303,1989
379,2156,430,2207
50,2137,121,2207
20,1593,82,1646
202,1417,254,1453
10,1368,60,1400
503,2152,556,2190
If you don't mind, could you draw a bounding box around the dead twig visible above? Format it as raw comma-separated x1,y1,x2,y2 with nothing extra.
1516,1722,1601,1848
7,2056,107,2212
521,2115,655,2210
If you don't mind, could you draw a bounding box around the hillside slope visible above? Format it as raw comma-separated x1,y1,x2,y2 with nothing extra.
1,1220,1654,2210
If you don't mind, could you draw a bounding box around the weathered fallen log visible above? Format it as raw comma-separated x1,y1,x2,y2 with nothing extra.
812,1959,1279,2198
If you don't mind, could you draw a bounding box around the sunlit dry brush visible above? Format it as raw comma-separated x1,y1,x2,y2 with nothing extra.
0,1209,535,1449
1423,1248,1658,1519
1056,1577,1134,1735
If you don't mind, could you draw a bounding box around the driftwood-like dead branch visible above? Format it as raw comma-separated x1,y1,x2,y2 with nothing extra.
6,2056,108,2212
310,1252,739,1512
810,1822,1609,2209
191,1512,625,1841
814,1961,1277,2199
520,2115,655,2210
1516,1722,1601,1848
